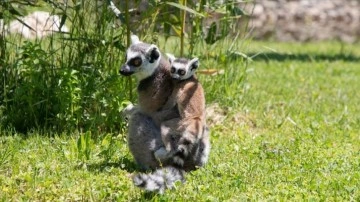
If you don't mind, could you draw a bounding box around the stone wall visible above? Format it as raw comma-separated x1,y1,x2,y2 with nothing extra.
2,1,360,42
242,0,360,42
0,11,69,39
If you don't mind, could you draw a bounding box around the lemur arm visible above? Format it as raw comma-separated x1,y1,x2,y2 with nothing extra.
151,106,179,126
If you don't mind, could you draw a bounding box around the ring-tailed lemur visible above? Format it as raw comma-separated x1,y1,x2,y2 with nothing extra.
120,35,176,170
120,36,210,193
153,54,209,168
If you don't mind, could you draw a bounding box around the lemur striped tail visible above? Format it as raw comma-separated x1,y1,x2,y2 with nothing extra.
132,166,185,194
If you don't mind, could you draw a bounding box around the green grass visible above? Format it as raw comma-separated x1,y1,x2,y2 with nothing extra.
1,40,360,201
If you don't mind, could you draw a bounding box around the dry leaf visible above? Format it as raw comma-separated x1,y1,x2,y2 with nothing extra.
198,69,224,76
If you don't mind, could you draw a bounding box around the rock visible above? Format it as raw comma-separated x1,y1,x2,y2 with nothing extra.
2,11,69,39
242,0,360,42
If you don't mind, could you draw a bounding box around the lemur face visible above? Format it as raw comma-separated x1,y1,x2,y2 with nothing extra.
166,54,199,81
120,35,161,80
170,62,190,80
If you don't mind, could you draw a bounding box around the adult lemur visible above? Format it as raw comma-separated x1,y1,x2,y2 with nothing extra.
120,36,210,193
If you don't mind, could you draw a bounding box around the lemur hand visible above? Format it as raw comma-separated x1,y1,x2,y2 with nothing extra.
154,147,169,161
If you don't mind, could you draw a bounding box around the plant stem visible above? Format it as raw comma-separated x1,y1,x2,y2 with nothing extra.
180,0,187,57
124,0,133,100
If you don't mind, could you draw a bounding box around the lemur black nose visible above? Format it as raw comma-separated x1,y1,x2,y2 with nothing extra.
119,70,133,76
119,65,134,76
175,148,186,158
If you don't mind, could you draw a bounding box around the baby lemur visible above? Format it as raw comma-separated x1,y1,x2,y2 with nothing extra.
153,54,207,167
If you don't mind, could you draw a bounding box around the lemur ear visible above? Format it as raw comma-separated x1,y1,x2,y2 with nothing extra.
189,57,199,71
166,53,176,64
131,34,140,45
146,44,160,63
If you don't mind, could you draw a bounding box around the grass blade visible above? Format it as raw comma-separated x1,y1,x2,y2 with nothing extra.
166,2,205,18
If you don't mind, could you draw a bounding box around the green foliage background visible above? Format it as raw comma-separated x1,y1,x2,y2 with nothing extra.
0,0,246,133
1,1,360,200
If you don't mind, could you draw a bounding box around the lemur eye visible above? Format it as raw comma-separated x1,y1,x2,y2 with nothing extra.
133,58,142,66
170,67,176,73
178,69,186,76
129,57,142,67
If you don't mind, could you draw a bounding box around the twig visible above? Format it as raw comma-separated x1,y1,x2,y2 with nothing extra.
107,0,133,100
107,0,125,23
107,0,138,25
180,0,187,57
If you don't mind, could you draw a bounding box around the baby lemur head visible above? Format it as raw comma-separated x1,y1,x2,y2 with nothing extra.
166,53,199,81
120,35,162,80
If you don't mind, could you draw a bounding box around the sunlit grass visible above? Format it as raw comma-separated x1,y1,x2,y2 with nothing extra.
1,40,360,201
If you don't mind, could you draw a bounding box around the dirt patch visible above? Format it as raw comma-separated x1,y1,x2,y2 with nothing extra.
206,103,257,131
206,103,227,127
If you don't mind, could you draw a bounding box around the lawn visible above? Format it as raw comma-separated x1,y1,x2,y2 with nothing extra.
1,40,360,201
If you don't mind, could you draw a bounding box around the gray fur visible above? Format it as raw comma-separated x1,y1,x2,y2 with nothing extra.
191,126,211,168
161,125,211,171
132,166,185,194
129,42,150,53
127,111,165,170
174,58,190,64
128,109,210,192
131,125,210,193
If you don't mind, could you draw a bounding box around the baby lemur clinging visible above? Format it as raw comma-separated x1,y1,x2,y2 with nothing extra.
154,54,207,167
120,35,210,193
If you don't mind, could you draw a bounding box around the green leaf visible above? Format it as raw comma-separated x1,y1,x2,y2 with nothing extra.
8,5,23,17
85,131,91,160
231,7,247,16
205,22,218,44
59,14,67,31
77,135,83,159
33,59,39,65
171,25,181,37
166,2,205,18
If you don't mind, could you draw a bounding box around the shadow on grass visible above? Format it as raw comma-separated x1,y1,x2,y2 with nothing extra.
246,52,360,62
140,192,160,200
85,156,139,173
127,192,161,201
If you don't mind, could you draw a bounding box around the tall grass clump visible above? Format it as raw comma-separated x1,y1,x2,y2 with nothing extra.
0,0,249,134
1,1,130,133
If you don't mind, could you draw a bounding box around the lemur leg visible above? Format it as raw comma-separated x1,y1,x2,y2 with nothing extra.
195,125,211,167
127,111,165,170
159,118,181,152
182,125,211,171
153,118,181,161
